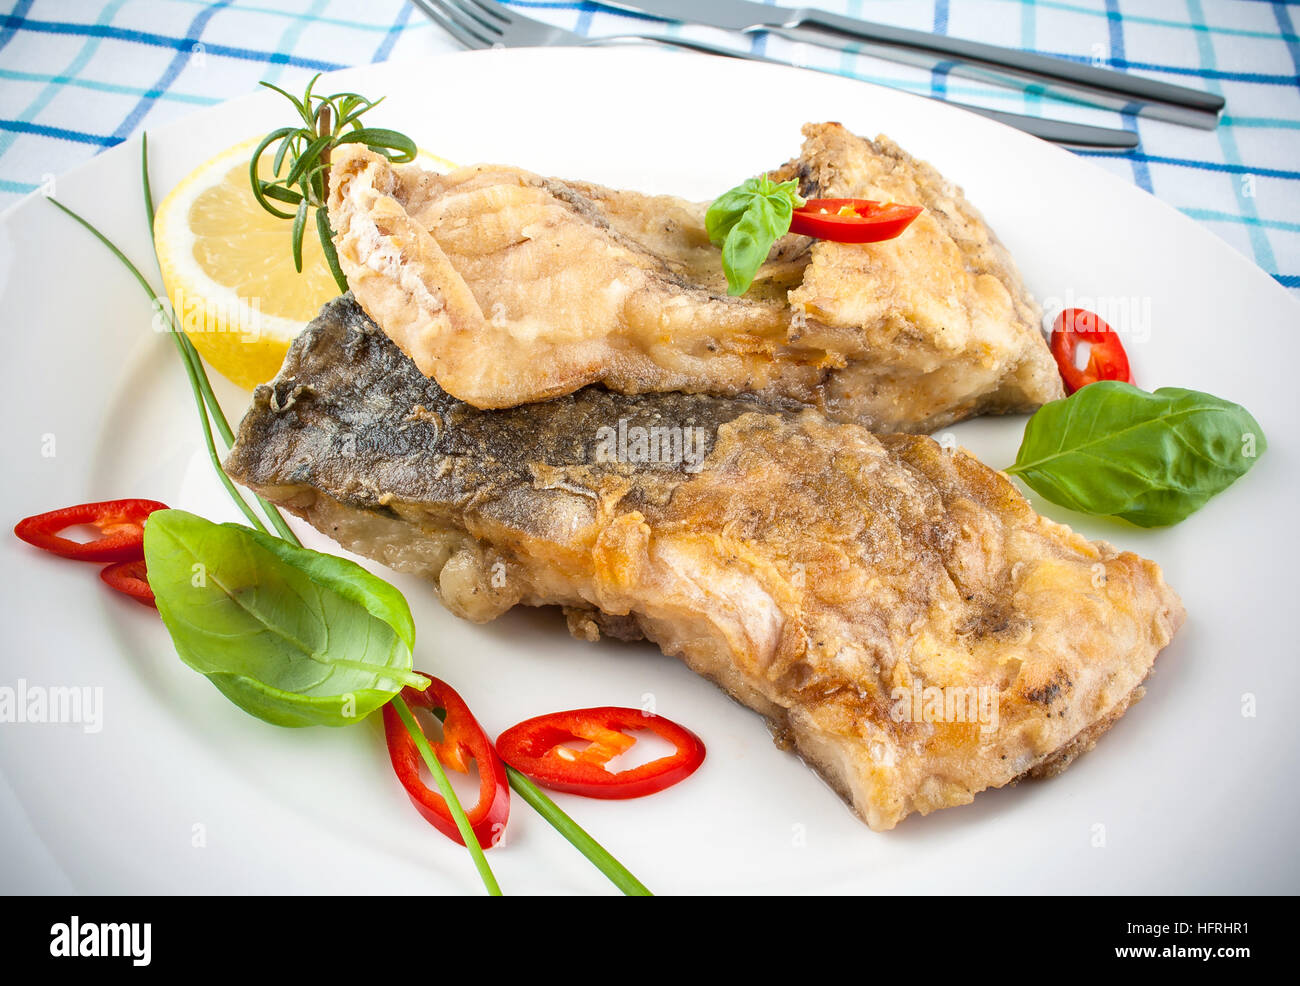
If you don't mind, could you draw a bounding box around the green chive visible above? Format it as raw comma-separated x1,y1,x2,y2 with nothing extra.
46,197,270,535
391,696,504,896
506,767,653,896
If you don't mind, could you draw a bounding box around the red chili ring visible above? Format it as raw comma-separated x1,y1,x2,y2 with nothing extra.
100,559,157,608
1049,308,1135,394
497,707,706,800
13,499,169,563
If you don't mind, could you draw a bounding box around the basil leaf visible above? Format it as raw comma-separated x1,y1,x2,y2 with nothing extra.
704,177,766,246
144,509,426,727
705,175,802,296
1006,381,1266,527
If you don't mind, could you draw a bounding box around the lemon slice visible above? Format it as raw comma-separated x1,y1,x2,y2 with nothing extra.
153,138,455,390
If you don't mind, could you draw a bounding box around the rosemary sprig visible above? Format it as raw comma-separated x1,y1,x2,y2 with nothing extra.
250,74,416,293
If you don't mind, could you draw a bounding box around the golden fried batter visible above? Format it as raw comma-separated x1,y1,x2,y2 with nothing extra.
327,123,1063,433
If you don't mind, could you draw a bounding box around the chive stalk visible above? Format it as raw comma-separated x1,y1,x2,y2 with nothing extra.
506,767,652,896
46,197,271,536
140,135,301,545
391,696,503,896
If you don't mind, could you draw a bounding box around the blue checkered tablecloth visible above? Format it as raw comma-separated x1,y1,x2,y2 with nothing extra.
1,0,1297,296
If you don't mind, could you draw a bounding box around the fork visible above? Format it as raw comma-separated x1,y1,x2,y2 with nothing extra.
410,0,1139,149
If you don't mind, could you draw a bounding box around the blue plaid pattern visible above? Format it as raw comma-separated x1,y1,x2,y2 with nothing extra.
1,0,1297,294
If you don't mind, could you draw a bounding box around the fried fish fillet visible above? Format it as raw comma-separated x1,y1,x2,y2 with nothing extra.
327,123,1063,433
225,297,1182,830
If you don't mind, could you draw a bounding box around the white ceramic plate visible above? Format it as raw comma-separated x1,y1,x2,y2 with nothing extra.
2,48,1297,895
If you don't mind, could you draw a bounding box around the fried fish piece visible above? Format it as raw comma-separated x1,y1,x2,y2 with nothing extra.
326,123,1063,433
225,297,1183,830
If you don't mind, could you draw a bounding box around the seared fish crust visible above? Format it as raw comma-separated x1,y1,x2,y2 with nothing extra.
226,297,1182,830
327,122,1063,433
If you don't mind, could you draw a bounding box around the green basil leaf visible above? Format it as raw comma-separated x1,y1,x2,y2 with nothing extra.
705,175,802,296
1006,381,1267,527
144,509,425,727
705,177,762,248
720,195,785,296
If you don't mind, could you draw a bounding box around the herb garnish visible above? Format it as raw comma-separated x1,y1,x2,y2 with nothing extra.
144,510,427,727
250,74,417,294
1006,381,1267,527
706,174,804,296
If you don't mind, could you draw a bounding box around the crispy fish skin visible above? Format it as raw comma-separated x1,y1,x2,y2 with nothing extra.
225,297,1183,831
327,124,1063,433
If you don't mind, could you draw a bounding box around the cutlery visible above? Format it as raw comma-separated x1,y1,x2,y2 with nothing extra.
412,0,1140,149
600,0,1224,129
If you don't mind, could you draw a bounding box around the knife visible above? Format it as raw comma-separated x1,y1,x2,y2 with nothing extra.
626,32,1139,148
597,0,1225,129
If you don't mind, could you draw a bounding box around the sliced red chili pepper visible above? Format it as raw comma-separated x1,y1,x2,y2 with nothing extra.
1049,307,1135,394
99,559,156,608
789,198,923,243
383,674,510,850
496,707,706,800
13,499,168,563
